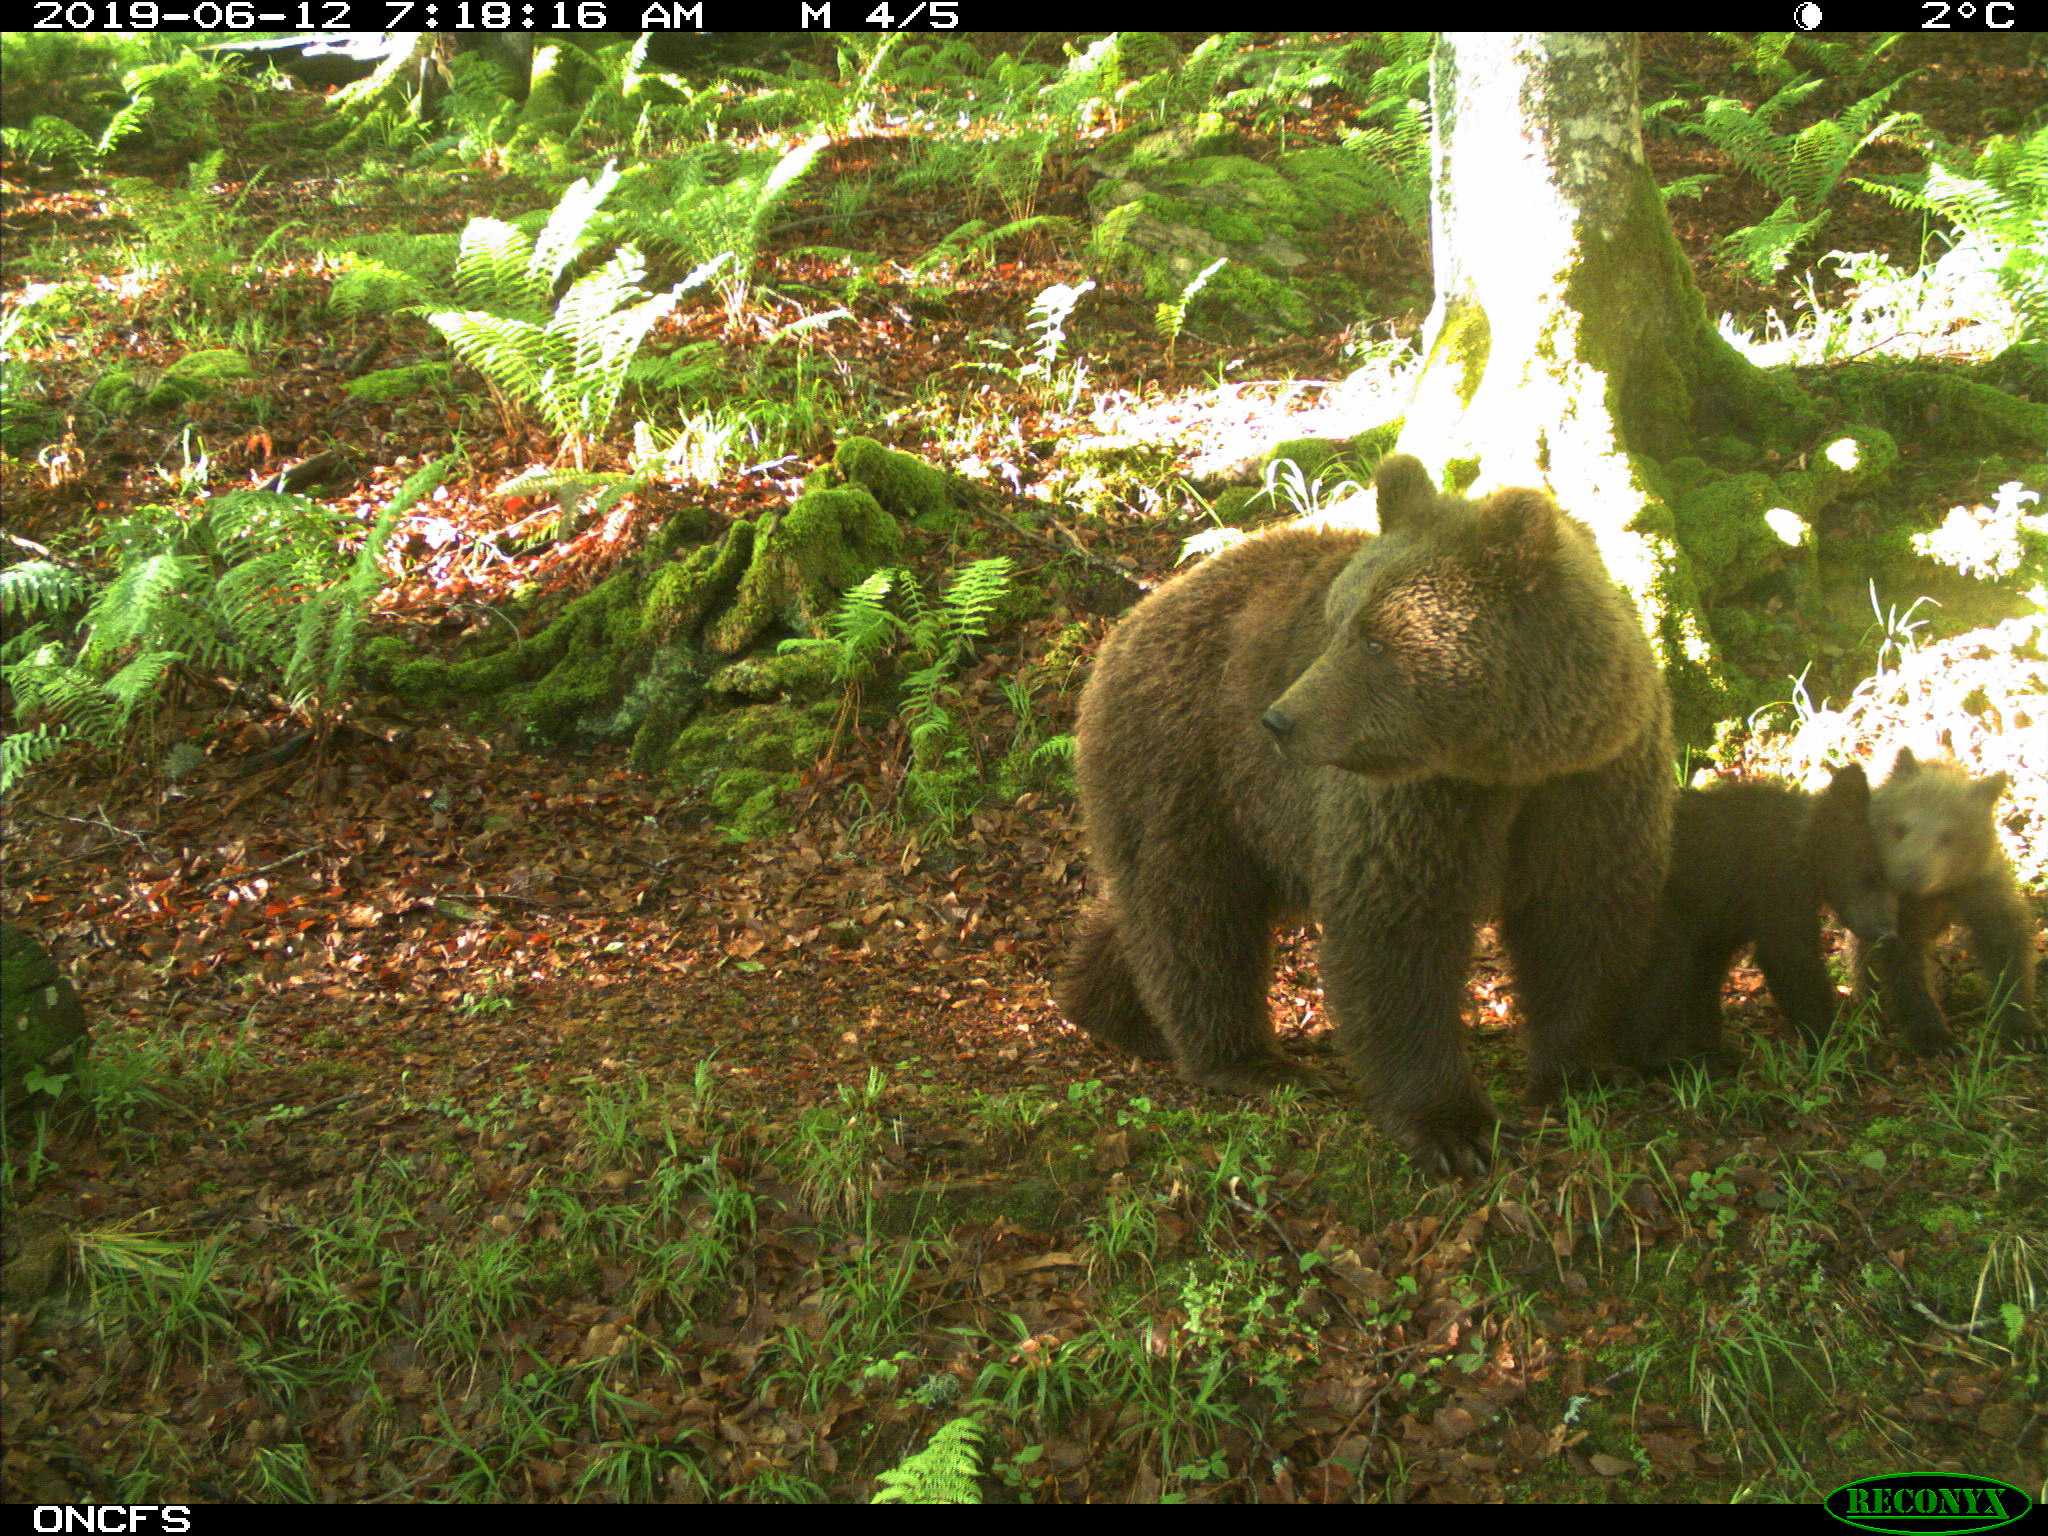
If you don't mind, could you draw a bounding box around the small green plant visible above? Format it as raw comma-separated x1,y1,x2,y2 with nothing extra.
871,1414,985,1504
787,1068,893,1225
1020,280,1095,406
607,138,824,322
1155,258,1227,368
1863,580,1937,676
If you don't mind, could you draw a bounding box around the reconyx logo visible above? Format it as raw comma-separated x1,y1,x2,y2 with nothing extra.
1825,1473,2033,1535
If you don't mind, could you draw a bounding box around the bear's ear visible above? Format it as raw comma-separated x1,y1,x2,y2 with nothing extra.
1823,762,1870,811
1474,488,1560,573
1975,771,2009,805
1373,454,1435,534
1890,746,1920,779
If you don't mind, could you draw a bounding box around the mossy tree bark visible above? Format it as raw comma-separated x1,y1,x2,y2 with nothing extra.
1398,33,1821,736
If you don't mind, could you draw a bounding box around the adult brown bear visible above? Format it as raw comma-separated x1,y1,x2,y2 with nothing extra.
1056,455,1673,1176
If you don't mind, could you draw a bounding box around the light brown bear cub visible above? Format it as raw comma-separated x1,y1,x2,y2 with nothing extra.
1056,454,1674,1177
1855,748,2041,1052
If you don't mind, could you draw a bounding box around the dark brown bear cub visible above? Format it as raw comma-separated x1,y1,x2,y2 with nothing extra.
1056,455,1674,1177
1617,767,1896,1071
1854,748,2041,1052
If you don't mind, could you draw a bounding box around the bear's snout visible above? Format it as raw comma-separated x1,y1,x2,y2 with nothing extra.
1260,707,1295,743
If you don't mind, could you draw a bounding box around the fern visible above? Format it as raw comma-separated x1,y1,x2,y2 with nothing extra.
0,560,90,623
427,163,712,464
287,456,452,708
1854,126,2048,342
779,557,1014,840
607,139,824,320
971,128,1054,223
1684,76,1922,279
1340,96,1432,231
1,47,222,170
0,461,451,794
872,1415,984,1503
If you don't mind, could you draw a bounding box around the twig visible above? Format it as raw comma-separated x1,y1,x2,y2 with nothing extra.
24,805,153,852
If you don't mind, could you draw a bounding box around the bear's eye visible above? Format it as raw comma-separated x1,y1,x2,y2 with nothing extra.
1890,821,1908,839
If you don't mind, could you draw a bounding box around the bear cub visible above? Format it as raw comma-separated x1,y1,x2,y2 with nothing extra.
1618,766,1896,1070
1057,454,1674,1177
1854,748,2041,1052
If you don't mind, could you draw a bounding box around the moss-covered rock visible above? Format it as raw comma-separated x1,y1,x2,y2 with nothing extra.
645,522,755,643
667,697,841,841
706,649,837,700
830,436,964,530
1981,341,2047,402
393,562,646,739
1672,471,1817,604
374,439,967,839
1261,437,1349,478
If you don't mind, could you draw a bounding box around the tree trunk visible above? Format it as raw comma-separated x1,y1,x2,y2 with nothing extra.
1399,33,1818,739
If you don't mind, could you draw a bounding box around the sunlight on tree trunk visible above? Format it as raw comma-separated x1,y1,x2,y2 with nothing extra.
1399,33,1819,738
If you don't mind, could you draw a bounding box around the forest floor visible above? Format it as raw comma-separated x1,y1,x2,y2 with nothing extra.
1,31,2044,1504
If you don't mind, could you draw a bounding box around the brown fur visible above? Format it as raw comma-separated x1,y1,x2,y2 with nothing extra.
1056,455,1674,1176
1618,767,1896,1069
1853,748,2041,1052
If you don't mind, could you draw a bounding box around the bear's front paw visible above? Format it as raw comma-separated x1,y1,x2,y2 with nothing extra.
1392,1097,1500,1180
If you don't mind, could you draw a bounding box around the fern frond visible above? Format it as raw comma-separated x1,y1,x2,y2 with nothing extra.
1,723,68,796
530,159,622,298
939,557,1013,651
0,559,89,622
871,1414,984,1503
451,218,542,314
81,551,208,668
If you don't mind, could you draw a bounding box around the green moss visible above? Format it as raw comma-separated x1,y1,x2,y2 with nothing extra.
393,563,645,739
644,522,754,643
704,487,900,655
1828,366,2048,452
667,697,841,841
1347,418,1404,470
1427,303,1490,408
343,362,451,403
1662,456,1717,497
1261,437,1348,478
360,634,415,688
706,649,836,700
1981,341,2047,401
831,436,960,529
1211,485,1265,525
1777,423,1898,511
86,366,144,418
146,348,253,408
1698,435,1763,471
